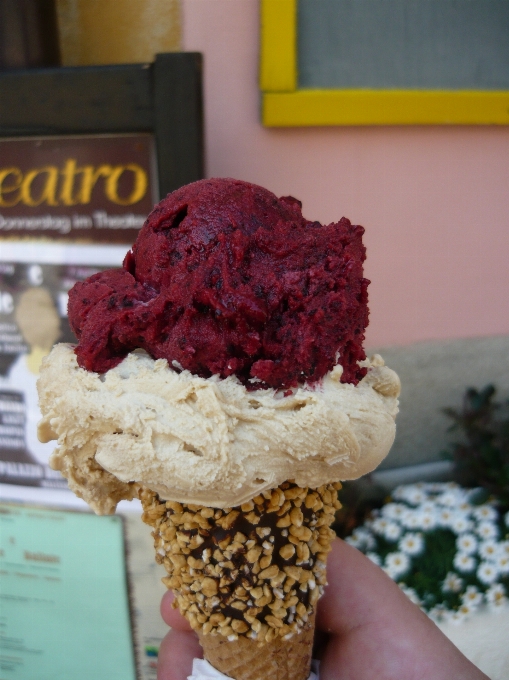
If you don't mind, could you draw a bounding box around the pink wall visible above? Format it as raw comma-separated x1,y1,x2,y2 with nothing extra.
182,0,509,348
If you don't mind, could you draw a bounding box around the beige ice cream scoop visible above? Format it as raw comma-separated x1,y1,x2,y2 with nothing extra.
37,344,399,514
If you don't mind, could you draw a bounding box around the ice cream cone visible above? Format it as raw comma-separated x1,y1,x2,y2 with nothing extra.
197,610,316,680
140,480,341,680
36,178,401,680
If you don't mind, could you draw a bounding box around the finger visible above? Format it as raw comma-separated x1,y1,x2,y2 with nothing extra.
318,614,488,680
157,628,202,680
316,538,429,634
160,590,193,632
316,539,489,680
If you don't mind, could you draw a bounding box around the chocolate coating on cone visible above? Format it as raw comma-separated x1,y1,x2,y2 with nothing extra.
140,481,340,643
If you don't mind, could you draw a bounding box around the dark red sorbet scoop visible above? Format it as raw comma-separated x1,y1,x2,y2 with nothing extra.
68,178,369,388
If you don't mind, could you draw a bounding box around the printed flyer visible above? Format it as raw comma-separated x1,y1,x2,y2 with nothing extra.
0,133,157,489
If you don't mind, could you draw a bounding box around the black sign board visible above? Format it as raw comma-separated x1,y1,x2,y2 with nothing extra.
0,134,157,243
0,54,203,488
0,52,204,198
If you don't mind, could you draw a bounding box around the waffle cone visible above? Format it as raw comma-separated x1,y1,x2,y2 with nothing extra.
197,611,316,680
140,481,340,680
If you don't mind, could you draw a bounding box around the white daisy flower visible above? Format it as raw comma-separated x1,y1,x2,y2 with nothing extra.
461,585,483,608
392,485,428,506
477,561,499,585
345,535,364,548
437,508,455,528
384,521,402,542
384,552,410,579
458,603,476,619
401,511,422,530
485,583,507,608
472,505,498,522
476,521,499,541
436,491,462,507
420,501,438,514
406,488,428,506
494,554,509,575
366,552,382,566
372,517,390,536
418,512,437,531
365,534,377,550
498,540,509,557
453,552,476,573
457,489,472,504
442,572,463,593
399,532,424,556
350,528,366,540
381,503,407,521
399,583,421,605
456,533,478,555
478,540,499,562
356,528,376,550
451,514,473,534
348,527,375,550
352,527,372,540
428,605,448,623
449,608,468,624
391,486,406,502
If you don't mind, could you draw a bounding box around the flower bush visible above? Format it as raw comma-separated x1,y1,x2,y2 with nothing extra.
346,482,509,623
443,384,509,509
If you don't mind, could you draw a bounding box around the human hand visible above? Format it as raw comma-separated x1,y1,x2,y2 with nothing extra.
158,538,489,680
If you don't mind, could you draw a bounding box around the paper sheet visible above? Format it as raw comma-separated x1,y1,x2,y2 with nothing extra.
0,503,136,680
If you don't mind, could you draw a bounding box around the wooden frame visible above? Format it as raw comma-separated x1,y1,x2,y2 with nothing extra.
0,52,204,196
260,0,509,127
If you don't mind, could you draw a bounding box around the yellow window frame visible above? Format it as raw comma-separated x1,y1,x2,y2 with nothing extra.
260,0,509,126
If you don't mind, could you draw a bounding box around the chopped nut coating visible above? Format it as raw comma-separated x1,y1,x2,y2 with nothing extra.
140,480,340,642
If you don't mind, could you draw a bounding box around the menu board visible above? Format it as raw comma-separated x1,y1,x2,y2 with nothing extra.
0,503,136,680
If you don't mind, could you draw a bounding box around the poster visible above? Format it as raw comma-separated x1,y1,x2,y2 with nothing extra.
0,134,157,488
